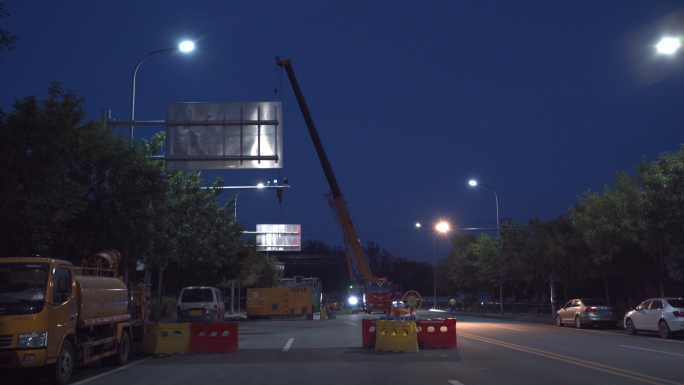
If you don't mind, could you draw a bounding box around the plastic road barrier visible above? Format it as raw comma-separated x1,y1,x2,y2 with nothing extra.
374,320,419,353
189,322,238,353
142,323,191,355
362,319,377,348
416,318,457,349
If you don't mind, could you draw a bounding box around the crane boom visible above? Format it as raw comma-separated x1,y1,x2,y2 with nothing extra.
276,56,373,281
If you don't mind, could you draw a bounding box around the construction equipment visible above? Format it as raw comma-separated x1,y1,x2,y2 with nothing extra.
276,57,403,314
0,250,147,385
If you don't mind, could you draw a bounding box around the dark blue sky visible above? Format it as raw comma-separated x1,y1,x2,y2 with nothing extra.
2,2,683,264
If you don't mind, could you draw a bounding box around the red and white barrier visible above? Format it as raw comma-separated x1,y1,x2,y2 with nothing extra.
416,318,457,349
189,322,238,354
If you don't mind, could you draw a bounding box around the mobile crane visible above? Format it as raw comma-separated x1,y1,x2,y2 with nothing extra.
276,57,402,314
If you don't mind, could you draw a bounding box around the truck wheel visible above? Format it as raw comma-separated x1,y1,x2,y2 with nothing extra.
48,339,73,385
103,329,130,367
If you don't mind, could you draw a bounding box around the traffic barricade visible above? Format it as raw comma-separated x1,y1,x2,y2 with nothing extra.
362,318,377,348
142,323,191,355
416,318,457,349
380,316,417,321
189,322,238,353
374,320,419,353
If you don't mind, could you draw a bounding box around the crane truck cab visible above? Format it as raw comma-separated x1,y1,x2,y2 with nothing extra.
0,250,142,385
347,279,402,314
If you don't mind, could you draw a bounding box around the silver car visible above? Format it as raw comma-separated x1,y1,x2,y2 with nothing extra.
624,298,684,339
556,298,619,329
177,286,225,323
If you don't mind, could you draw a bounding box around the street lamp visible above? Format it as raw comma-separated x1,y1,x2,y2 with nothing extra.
130,41,195,143
433,221,450,310
469,179,503,314
468,180,499,230
200,179,289,219
657,37,681,55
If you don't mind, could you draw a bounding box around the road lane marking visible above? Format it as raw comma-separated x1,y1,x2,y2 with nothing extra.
283,338,294,351
345,322,358,326
459,331,682,385
489,325,528,332
620,345,684,357
71,357,153,385
448,380,465,385
658,339,684,345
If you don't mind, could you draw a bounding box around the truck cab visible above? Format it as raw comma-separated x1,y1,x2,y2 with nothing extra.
0,258,76,371
1,251,135,385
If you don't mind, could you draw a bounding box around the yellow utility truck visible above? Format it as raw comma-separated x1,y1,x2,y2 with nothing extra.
0,250,145,385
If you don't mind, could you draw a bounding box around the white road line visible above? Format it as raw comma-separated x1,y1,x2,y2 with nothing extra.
71,357,153,385
620,345,684,357
448,380,465,385
345,322,357,326
283,338,294,351
489,325,528,332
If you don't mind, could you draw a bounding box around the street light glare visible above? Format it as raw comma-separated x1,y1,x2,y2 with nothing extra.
257,183,264,188
469,180,477,186
657,37,681,54
179,41,195,52
415,222,421,228
436,221,449,233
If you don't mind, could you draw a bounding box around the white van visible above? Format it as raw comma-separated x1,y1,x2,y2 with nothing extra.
177,286,225,322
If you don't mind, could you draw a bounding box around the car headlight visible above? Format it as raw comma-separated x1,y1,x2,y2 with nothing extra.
349,296,358,305
18,332,48,348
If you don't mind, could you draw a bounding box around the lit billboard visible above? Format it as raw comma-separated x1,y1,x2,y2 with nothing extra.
256,224,301,252
165,101,282,170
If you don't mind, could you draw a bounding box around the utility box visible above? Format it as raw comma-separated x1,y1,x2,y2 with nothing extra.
247,287,314,318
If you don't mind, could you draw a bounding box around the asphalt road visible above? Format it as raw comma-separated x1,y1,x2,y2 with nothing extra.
6,310,684,385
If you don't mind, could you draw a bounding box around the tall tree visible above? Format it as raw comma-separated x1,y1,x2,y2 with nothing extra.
438,234,479,298
469,234,505,311
0,3,18,60
569,173,642,303
637,146,684,296
500,219,533,313
0,83,167,284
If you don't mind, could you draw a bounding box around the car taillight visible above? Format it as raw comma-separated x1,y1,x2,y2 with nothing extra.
585,308,596,313
611,308,617,313
213,304,217,314
673,311,684,317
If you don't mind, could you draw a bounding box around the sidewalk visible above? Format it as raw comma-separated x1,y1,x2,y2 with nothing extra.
428,308,557,325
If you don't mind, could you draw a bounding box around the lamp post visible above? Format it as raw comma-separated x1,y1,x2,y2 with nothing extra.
469,179,503,314
130,41,195,144
433,221,450,310
200,179,290,220
468,180,499,230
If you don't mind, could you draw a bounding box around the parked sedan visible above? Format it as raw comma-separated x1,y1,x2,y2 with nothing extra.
624,298,684,339
556,298,619,329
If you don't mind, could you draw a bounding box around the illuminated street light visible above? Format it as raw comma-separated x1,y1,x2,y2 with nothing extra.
200,180,290,219
468,180,499,230
433,221,450,310
130,40,196,143
657,37,681,55
469,179,503,314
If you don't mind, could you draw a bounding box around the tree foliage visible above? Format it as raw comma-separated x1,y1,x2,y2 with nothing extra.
439,146,684,312
0,3,18,59
0,85,279,297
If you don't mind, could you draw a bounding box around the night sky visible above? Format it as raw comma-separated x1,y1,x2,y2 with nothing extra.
2,2,683,264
